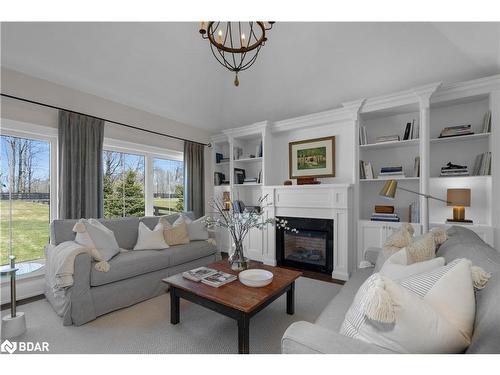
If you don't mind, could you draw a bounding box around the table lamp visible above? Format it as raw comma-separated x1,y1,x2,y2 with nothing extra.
447,188,472,223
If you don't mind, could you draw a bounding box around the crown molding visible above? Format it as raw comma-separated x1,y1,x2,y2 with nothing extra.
413,81,442,107
272,107,354,133
432,74,500,103
223,120,271,138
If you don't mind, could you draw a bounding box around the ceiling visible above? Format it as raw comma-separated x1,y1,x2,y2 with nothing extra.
2,22,500,132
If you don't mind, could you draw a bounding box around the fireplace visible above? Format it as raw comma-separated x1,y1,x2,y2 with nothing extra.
276,216,334,274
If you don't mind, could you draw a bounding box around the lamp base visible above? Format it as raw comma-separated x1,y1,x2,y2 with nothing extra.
1,312,26,339
446,219,473,224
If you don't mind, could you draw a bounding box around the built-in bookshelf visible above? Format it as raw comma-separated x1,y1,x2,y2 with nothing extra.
357,89,494,228
358,104,421,223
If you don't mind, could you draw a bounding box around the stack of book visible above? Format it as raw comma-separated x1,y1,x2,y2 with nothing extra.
216,153,229,163
440,162,469,177
402,120,419,140
182,267,237,288
376,134,400,143
243,177,258,184
472,152,491,176
371,212,400,222
359,160,374,179
378,166,405,179
439,124,474,138
359,126,368,145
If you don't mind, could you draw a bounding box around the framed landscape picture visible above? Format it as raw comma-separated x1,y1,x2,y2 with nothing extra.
289,136,335,179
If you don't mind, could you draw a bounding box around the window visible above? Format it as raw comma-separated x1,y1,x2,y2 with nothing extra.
153,157,184,216
1,135,51,265
103,150,145,218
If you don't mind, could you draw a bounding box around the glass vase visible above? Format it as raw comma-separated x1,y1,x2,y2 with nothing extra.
228,241,248,271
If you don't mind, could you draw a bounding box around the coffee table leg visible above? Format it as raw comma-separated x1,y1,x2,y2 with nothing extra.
237,314,250,354
170,287,180,324
287,281,295,315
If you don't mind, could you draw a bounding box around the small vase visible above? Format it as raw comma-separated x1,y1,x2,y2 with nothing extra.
228,242,248,271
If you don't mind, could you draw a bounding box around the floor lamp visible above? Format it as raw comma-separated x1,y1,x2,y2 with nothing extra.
379,179,450,232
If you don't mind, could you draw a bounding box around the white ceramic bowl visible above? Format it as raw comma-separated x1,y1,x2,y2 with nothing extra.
238,269,274,288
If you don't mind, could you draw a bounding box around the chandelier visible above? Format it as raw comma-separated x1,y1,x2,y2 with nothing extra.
199,22,275,86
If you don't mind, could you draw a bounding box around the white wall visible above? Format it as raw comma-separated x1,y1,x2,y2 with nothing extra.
268,121,355,185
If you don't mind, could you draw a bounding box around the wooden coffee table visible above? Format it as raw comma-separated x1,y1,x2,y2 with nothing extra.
162,260,302,354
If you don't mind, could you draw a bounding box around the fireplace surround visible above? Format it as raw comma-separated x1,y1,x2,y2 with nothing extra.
276,216,334,274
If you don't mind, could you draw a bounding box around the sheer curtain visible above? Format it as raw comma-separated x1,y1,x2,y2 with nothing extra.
58,110,104,219
183,141,205,218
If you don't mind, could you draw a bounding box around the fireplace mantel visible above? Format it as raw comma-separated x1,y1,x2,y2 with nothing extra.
261,184,354,281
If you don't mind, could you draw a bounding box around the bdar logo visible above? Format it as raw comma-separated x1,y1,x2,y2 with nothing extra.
1,340,17,354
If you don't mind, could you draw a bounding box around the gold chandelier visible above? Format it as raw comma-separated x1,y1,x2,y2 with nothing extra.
199,22,275,86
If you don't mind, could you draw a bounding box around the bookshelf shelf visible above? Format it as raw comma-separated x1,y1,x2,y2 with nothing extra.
233,157,263,163
360,176,420,182
233,183,262,187
429,175,491,181
430,132,491,144
359,138,419,150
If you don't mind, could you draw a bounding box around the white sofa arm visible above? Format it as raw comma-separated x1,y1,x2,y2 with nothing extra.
282,321,394,354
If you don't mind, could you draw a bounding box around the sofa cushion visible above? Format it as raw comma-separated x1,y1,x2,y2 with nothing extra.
90,240,217,286
438,226,500,354
315,267,373,331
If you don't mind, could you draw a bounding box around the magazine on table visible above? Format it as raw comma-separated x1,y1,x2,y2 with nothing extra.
200,271,237,288
182,267,218,282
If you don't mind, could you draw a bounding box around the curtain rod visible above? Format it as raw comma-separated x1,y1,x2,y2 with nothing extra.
1,93,211,147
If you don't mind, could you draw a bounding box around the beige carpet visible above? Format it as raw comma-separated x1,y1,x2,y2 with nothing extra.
1,277,341,354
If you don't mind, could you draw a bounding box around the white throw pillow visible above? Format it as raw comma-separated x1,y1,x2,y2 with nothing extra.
73,219,120,261
173,215,208,241
340,259,489,353
133,222,169,250
379,248,445,280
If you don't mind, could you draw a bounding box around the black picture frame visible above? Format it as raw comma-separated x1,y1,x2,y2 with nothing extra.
234,168,246,184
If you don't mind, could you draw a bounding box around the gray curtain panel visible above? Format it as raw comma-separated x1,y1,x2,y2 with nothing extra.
184,141,205,218
58,110,104,219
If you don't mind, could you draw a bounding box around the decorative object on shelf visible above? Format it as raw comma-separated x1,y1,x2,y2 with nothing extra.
199,22,275,86
439,124,474,138
297,177,320,185
289,136,335,179
216,152,223,163
234,168,246,184
379,179,451,232
206,195,296,271
1,255,27,339
376,134,400,143
440,162,469,177
256,140,263,158
223,191,231,211
238,269,274,288
233,146,243,160
482,110,492,133
472,152,491,176
283,180,292,185
447,189,472,223
375,205,394,214
408,200,420,223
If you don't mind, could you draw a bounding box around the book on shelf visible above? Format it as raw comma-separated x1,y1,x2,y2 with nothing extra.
472,152,491,176
482,110,492,133
409,200,420,223
376,135,400,143
375,205,395,214
200,271,237,288
402,120,419,141
359,126,368,145
182,267,219,282
439,124,474,138
413,156,420,177
403,122,411,140
378,165,405,179
446,219,473,224
371,212,400,222
360,160,374,179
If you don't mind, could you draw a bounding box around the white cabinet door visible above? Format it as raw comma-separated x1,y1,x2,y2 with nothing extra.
244,227,263,261
358,221,386,254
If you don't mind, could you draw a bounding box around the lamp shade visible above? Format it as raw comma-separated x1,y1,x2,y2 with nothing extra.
447,188,471,207
379,180,398,200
